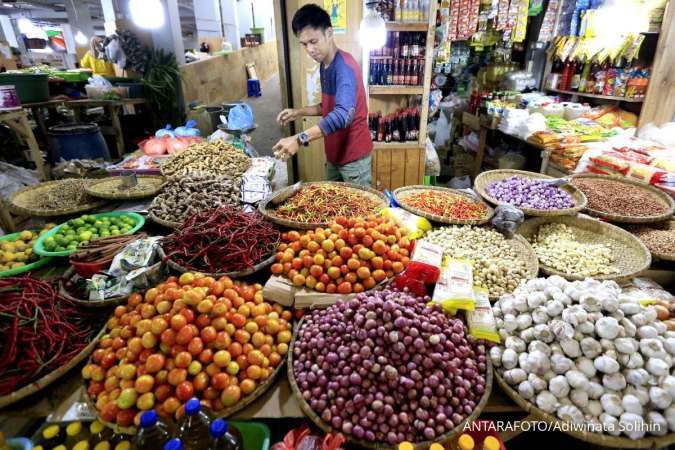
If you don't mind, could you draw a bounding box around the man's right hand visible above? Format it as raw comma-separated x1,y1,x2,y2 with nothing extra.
277,108,301,126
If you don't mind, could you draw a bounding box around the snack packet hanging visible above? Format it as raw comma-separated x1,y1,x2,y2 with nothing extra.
467,287,500,343
431,258,476,314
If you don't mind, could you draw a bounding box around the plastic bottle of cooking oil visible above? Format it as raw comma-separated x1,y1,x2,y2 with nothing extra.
177,398,212,450
164,438,184,450
208,418,243,450
135,410,173,450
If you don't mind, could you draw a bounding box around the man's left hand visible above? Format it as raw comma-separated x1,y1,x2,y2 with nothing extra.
273,136,300,160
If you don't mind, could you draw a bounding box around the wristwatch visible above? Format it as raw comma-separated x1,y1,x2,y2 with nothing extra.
297,131,310,147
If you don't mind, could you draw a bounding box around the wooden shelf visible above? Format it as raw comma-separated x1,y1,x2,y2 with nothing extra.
384,22,428,31
370,85,424,95
373,141,423,149
545,88,644,103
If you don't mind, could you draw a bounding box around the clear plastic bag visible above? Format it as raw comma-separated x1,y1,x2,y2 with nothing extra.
271,427,345,450
491,203,524,238
228,104,255,130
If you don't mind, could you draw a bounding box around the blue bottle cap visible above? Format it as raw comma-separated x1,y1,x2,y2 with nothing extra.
210,418,229,438
140,410,158,428
184,398,201,415
163,439,183,450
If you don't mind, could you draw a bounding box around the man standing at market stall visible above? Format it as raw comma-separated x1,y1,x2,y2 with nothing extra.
273,4,373,186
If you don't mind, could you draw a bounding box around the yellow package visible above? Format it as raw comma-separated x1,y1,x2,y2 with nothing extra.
467,287,500,343
380,207,432,240
431,258,475,314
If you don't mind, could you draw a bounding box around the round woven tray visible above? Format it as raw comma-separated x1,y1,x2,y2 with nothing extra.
518,215,652,283
58,267,129,308
259,181,389,230
10,180,107,217
157,244,277,278
147,211,181,229
570,174,675,224
289,316,492,449
0,325,106,409
393,185,495,225
494,371,675,448
626,220,675,262
85,175,165,200
474,169,587,216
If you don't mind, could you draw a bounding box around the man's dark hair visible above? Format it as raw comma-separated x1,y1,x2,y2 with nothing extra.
292,4,332,35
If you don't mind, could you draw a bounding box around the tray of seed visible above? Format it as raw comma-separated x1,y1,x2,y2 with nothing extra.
625,220,675,262
148,173,241,226
85,175,165,200
259,182,388,229
393,185,494,225
10,179,106,217
160,139,251,177
421,225,539,300
570,174,675,223
518,215,651,282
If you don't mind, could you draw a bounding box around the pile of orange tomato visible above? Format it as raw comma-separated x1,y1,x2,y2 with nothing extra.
82,273,292,427
271,215,412,294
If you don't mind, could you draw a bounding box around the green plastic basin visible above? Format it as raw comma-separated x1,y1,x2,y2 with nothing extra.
0,73,49,103
0,231,54,277
231,421,270,450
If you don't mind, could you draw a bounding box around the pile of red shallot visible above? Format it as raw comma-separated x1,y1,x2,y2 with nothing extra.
292,288,488,445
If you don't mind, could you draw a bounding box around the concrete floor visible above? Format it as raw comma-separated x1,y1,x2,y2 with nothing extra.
247,73,283,157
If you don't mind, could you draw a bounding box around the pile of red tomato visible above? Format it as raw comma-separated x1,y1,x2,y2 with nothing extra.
271,215,412,294
82,273,292,427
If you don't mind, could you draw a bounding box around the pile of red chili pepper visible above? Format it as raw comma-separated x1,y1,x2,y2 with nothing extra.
271,184,384,224
162,208,280,273
399,189,490,220
0,277,100,395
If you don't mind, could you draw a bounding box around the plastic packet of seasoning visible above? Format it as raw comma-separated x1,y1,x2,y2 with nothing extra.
380,207,432,239
431,258,476,314
467,287,500,343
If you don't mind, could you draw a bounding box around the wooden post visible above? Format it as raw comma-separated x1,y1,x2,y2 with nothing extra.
639,1,675,128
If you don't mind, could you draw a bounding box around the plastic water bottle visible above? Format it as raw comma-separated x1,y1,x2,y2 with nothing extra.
134,410,172,450
177,398,212,450
208,419,243,450
164,439,183,450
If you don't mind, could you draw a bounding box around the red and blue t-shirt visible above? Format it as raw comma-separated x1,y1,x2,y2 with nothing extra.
318,50,373,166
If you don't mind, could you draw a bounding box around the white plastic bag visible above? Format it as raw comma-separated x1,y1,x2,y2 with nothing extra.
425,138,441,176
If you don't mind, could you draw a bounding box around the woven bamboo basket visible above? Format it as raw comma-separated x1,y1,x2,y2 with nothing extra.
288,317,493,449
0,325,106,409
393,185,495,225
85,175,165,200
474,169,587,216
494,371,675,448
58,267,129,308
157,244,277,278
625,220,675,262
10,180,106,217
518,215,652,283
570,174,675,224
259,181,388,229
147,211,181,229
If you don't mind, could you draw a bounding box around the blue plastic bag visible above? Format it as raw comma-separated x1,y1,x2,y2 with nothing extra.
175,119,201,137
155,124,175,138
228,104,254,131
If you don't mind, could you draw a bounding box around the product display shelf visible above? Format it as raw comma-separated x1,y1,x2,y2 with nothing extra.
545,87,645,103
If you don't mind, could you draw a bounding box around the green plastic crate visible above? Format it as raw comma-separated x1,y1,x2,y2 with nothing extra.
231,421,270,450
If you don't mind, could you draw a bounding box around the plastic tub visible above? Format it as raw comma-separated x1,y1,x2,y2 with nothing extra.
231,421,270,450
0,73,49,103
49,123,111,162
70,257,114,278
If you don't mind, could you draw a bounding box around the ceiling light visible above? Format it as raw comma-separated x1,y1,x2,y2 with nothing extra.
359,2,386,50
75,30,87,45
129,0,165,30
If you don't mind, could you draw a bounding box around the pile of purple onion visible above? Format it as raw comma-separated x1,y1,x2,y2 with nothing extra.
292,288,489,445
486,176,575,210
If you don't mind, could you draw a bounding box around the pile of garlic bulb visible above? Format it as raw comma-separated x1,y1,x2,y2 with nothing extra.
492,276,675,439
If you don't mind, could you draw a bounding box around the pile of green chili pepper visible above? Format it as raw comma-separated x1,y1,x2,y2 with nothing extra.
400,189,489,220
271,184,383,223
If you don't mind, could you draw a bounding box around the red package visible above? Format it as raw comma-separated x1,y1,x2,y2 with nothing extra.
271,427,346,450
612,146,654,165
589,153,631,174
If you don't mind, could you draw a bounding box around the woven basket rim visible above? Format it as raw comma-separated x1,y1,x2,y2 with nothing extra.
157,244,277,278
0,325,106,409
627,220,675,262
474,169,588,217
517,215,652,282
10,179,107,217
393,185,495,225
259,181,388,229
58,266,130,308
85,175,165,200
147,211,181,229
288,316,493,449
570,173,675,224
494,371,675,448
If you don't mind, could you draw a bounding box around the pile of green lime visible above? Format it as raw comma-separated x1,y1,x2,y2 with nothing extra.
42,214,137,252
